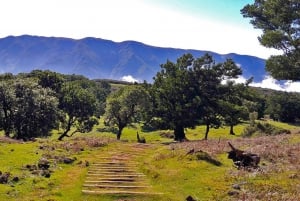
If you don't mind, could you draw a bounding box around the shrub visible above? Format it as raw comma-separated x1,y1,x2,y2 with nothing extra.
242,122,291,137
241,125,257,137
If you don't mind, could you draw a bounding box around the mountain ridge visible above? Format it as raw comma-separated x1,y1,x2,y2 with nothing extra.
0,35,266,82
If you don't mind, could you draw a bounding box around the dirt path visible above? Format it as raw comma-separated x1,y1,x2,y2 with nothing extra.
82,142,161,195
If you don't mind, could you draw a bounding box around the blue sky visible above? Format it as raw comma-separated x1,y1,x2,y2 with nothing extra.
149,0,252,25
0,0,280,59
0,0,299,91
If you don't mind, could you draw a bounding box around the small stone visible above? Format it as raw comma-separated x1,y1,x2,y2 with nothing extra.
228,190,239,196
12,176,19,182
232,183,241,190
186,195,196,201
38,158,50,170
63,157,75,164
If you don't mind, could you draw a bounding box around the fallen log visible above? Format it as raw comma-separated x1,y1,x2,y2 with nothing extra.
227,142,260,168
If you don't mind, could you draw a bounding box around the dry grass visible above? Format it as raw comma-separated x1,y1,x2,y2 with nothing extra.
0,136,24,144
170,133,300,200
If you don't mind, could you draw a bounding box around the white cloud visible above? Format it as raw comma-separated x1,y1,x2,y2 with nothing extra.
121,75,140,83
229,76,300,92
284,81,300,92
250,76,284,91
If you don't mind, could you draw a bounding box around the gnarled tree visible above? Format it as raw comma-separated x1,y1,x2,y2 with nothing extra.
58,81,98,140
104,85,150,140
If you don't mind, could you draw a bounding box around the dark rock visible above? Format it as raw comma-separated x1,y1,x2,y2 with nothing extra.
232,184,241,190
41,170,51,178
12,177,19,182
38,158,50,170
63,157,75,164
0,172,10,184
31,170,40,175
186,195,196,201
228,190,240,196
26,164,38,171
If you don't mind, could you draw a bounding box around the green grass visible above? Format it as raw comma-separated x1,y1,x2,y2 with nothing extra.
140,146,235,201
0,121,300,200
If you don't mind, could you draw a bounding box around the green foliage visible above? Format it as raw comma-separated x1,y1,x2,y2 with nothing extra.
249,111,258,126
151,53,243,140
58,81,98,140
104,84,151,140
242,121,291,137
241,0,300,81
27,70,64,93
241,124,258,137
152,54,200,141
0,80,15,136
219,81,251,135
0,70,110,140
265,92,300,122
0,79,59,140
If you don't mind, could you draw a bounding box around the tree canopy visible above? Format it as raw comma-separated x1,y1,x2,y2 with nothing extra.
241,0,300,81
0,78,59,140
104,84,151,140
58,81,99,140
151,53,244,141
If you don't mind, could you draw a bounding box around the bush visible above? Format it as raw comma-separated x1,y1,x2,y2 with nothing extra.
241,125,258,137
242,122,290,137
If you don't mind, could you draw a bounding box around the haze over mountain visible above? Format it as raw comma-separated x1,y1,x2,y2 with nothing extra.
0,35,266,83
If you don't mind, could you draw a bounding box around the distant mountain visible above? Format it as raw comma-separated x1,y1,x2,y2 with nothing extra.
0,35,266,82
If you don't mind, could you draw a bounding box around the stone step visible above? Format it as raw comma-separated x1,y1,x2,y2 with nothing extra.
86,172,143,177
82,189,163,195
90,163,137,167
83,184,149,188
86,173,145,177
82,144,162,197
84,180,146,185
84,177,137,182
88,166,134,169
87,170,137,174
92,162,138,165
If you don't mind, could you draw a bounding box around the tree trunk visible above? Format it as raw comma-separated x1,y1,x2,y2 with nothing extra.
4,131,10,137
116,125,124,140
204,122,210,140
174,125,185,142
58,118,72,141
229,125,235,135
58,129,70,141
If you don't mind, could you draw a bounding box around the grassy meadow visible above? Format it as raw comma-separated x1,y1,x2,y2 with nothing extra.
0,120,300,201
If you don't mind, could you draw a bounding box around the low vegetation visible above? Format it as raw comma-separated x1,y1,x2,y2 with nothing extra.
1,0,299,200
0,120,299,201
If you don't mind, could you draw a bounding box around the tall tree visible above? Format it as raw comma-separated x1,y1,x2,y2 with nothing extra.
0,81,15,136
265,91,300,122
192,54,222,140
219,81,249,135
241,0,300,80
192,56,243,139
58,81,98,140
104,85,150,140
152,54,201,141
1,79,59,140
152,54,243,141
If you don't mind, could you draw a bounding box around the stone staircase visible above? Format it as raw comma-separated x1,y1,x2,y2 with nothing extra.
82,143,160,195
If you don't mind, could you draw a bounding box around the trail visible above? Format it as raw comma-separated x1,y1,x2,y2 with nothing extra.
82,142,161,195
